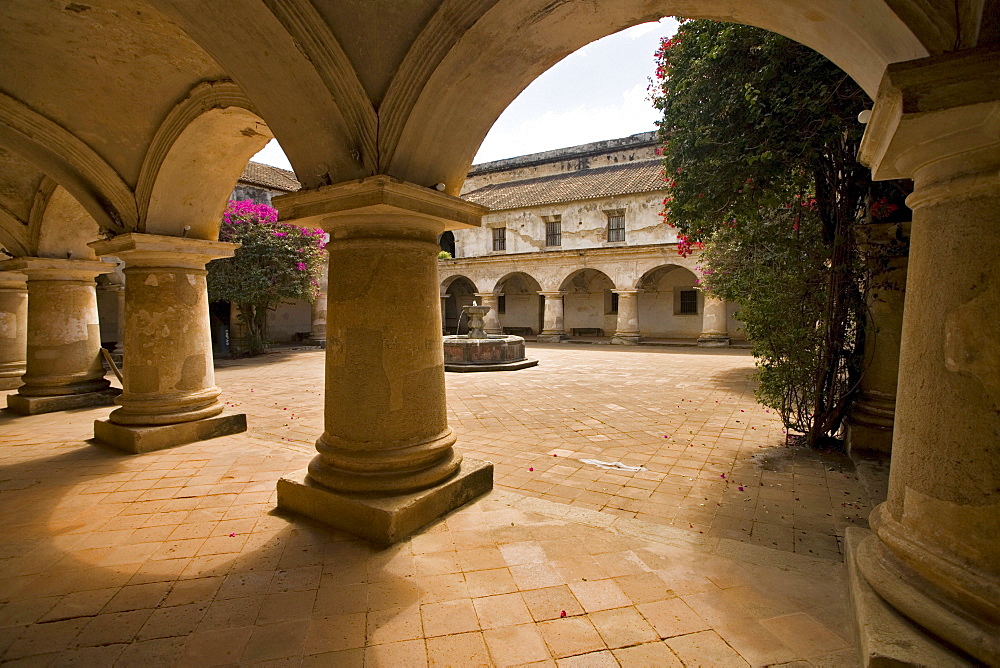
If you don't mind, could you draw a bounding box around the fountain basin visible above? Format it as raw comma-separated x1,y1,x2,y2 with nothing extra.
443,334,538,372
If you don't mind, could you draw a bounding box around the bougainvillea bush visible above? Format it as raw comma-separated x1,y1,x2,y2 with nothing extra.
207,200,326,356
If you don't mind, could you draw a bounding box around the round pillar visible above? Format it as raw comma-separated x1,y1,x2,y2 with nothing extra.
537,291,565,342
474,293,502,335
10,259,112,398
113,284,126,356
846,222,909,455
611,289,640,344
89,234,238,426
0,271,28,390
310,292,328,343
852,49,1000,664
698,295,730,347
273,176,493,545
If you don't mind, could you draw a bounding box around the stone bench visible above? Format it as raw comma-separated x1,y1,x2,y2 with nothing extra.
571,327,604,337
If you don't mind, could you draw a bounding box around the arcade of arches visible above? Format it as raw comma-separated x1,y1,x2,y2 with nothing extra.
0,1,997,663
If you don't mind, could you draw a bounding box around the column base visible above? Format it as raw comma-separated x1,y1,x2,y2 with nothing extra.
845,528,976,667
7,388,120,415
611,335,640,345
536,334,565,343
697,335,730,347
93,412,247,454
276,458,494,545
845,420,893,456
0,376,23,391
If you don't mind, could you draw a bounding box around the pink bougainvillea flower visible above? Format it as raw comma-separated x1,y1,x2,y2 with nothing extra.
529,467,534,472
229,533,236,537
720,473,726,479
560,611,567,618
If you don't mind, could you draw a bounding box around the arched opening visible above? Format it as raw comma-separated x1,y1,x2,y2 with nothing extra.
144,106,272,240
559,268,616,338
438,231,456,257
636,265,702,339
441,275,479,334
494,272,543,336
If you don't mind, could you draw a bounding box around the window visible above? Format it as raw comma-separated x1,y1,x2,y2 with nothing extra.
609,291,619,315
545,219,561,247
492,226,506,252
498,295,506,314
679,289,698,314
607,212,626,242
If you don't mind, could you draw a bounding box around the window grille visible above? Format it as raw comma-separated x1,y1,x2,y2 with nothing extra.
545,220,562,247
607,213,626,242
492,227,506,252
679,289,698,314
610,292,619,315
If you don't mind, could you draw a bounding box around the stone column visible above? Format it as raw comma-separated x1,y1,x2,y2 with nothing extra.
611,289,640,344
0,271,27,390
310,255,328,345
474,292,502,335
273,176,493,545
846,222,909,456
698,295,730,347
537,291,565,342
0,258,118,414
88,234,247,453
112,284,126,357
440,294,449,334
847,49,1000,665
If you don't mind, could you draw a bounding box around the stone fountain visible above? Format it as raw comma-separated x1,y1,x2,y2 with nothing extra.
443,302,538,372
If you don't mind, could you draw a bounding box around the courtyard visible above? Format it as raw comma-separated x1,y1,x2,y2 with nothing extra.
0,344,869,666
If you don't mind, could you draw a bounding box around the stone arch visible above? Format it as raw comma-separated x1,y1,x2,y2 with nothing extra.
559,268,617,337
440,274,479,335
35,185,103,260
494,271,543,335
636,264,702,339
389,1,931,191
143,87,272,240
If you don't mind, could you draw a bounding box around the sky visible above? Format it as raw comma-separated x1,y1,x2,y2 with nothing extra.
251,18,680,171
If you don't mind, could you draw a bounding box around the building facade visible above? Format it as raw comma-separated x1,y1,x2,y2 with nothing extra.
442,132,740,345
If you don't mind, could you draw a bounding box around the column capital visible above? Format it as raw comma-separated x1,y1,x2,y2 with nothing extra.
537,291,564,298
860,47,1000,183
0,271,27,289
89,233,238,268
612,289,640,296
0,257,114,281
273,175,487,237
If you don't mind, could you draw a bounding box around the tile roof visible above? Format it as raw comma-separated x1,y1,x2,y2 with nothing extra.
239,161,301,192
461,159,665,211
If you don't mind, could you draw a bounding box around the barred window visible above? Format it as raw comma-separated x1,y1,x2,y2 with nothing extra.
498,294,506,314
492,226,506,252
607,213,626,242
679,289,698,314
545,220,562,247
610,291,619,315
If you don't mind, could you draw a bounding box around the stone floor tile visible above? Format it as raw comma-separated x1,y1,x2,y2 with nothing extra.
367,604,423,644
421,598,480,637
636,598,710,639
472,592,533,629
555,649,620,667
314,583,368,616
4,618,90,660
482,622,552,666
567,580,631,613
53,642,128,666
537,616,606,659
665,629,750,666
588,606,659,648
303,612,366,655
256,589,317,625
1,597,61,627
160,576,224,608
241,619,309,662
198,595,265,631
135,602,207,641
521,585,586,622
426,631,491,667
112,636,187,666
179,626,254,665
759,612,850,658
612,641,683,667
365,638,428,667
74,609,154,648
302,647,365,667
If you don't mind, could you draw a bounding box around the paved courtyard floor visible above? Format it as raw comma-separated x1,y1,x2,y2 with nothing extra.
0,344,875,666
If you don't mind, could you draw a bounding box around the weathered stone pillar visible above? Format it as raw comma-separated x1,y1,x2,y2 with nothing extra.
310,256,328,344
273,176,493,545
440,294,449,335
537,291,565,342
112,284,126,357
611,289,640,344
0,271,28,390
88,234,247,453
698,295,730,347
474,292,502,335
0,258,119,414
846,222,909,456
847,49,1000,665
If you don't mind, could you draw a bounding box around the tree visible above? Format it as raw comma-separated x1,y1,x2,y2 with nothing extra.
207,200,327,356
651,20,909,447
